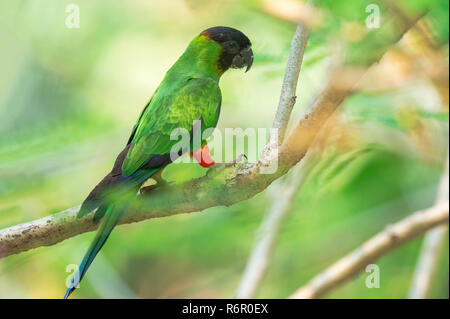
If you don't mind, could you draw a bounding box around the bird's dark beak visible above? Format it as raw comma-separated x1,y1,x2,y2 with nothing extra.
242,47,254,72
231,47,254,72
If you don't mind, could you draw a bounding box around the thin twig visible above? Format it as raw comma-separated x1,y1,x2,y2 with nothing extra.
269,0,315,146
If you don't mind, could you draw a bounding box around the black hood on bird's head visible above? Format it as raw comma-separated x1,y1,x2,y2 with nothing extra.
201,26,253,73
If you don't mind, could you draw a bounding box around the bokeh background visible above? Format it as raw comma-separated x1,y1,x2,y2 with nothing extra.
0,0,448,298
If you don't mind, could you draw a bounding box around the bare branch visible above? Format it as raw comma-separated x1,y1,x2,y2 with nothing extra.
408,226,448,299
269,0,315,145
290,201,449,299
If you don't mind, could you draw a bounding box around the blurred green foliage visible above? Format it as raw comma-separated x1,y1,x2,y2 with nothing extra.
0,0,448,298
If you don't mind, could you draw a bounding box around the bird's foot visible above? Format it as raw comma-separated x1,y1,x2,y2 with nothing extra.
207,154,247,174
221,153,247,167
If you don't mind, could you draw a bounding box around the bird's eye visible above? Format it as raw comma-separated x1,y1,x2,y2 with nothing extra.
224,41,239,53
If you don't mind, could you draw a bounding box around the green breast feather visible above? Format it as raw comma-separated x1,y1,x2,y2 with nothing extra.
121,77,221,177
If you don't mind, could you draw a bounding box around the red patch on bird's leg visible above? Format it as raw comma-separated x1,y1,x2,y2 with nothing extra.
190,144,215,168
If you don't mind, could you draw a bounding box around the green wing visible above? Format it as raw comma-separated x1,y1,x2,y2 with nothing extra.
122,77,221,177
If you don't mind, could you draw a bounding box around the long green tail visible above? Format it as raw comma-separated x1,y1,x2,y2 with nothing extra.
64,199,131,299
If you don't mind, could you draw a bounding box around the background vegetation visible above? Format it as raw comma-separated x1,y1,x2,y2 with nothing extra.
0,0,448,298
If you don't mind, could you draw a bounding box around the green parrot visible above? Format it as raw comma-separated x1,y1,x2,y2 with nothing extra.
64,26,253,298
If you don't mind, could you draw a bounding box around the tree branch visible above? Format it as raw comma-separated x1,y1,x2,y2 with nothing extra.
408,226,448,299
0,9,426,259
289,201,449,299
235,2,315,298
269,0,315,145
